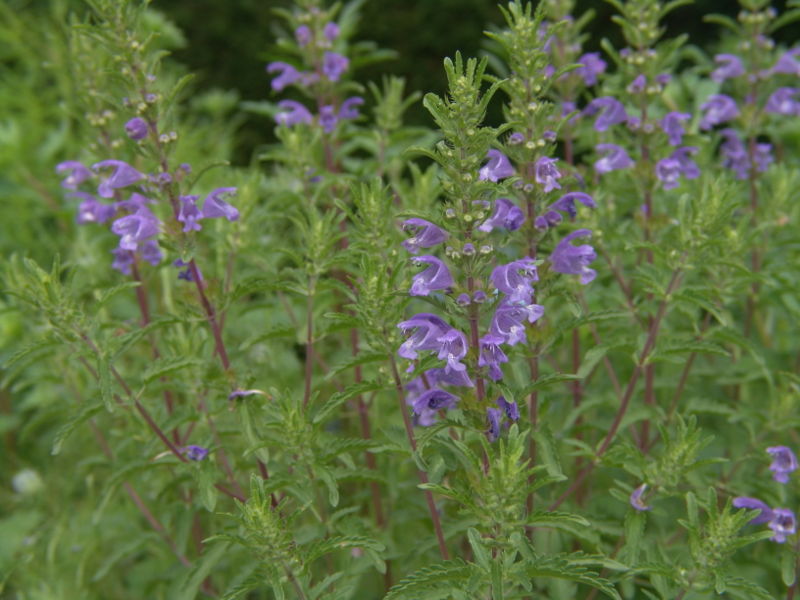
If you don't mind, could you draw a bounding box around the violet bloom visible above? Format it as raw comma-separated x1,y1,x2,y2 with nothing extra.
711,54,745,83
71,192,116,224
398,313,451,360
769,509,797,543
719,129,749,179
594,143,634,174
699,95,739,130
202,187,239,222
228,388,269,400
630,484,652,511
111,207,159,251
401,218,448,254
551,229,597,284
184,445,209,461
174,259,201,282
124,117,149,140
178,195,202,232
656,147,700,189
660,112,691,146
436,328,469,374
489,300,544,346
671,146,700,179
771,48,800,76
295,25,312,47
409,255,453,296
486,407,502,442
275,100,313,127
111,248,134,275
478,334,508,381
767,446,798,483
479,149,515,182
93,160,144,198
627,74,646,94
412,388,459,426
548,192,595,219
754,143,773,173
733,497,774,525
478,198,525,232
534,156,562,193
491,258,538,304
140,240,163,267
765,87,800,116
266,62,302,92
323,52,349,82
584,97,628,131
576,52,606,86
323,22,340,42
339,96,364,120
56,161,92,189
497,396,519,421
318,105,338,133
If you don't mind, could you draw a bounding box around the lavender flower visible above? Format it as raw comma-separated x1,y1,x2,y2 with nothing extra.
295,25,312,46
411,388,459,426
534,156,562,193
409,256,454,296
322,52,349,82
339,96,364,120
550,229,597,284
754,143,773,172
111,248,134,275
479,149,515,182
478,334,508,381
767,446,798,484
627,74,646,94
486,407,502,442
497,396,519,421
711,54,745,83
397,313,450,360
769,509,797,543
184,445,209,461
771,48,800,76
594,143,634,174
323,22,340,42
576,52,606,86
547,192,595,219
733,497,774,525
71,192,116,224
765,87,800,116
656,147,699,189
318,105,338,133
174,259,201,282
489,301,544,346
477,198,525,232
584,97,628,131
401,218,448,254
56,161,92,189
491,258,538,304
139,240,162,267
659,112,691,146
719,129,749,179
111,207,159,251
699,95,739,130
630,484,652,511
202,187,239,222
93,160,144,198
178,195,202,232
275,100,313,127
267,62,302,92
124,117,149,140
436,328,468,374
228,388,269,400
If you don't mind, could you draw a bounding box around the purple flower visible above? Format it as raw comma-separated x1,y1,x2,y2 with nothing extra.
319,105,338,133
111,207,159,251
178,195,202,232
491,258,538,304
397,313,451,360
140,240,163,267
769,509,797,543
111,248,134,275
323,22,340,42
184,445,209,461
534,156,562,193
411,388,459,426
202,187,239,222
733,497,774,525
473,290,487,303
174,259,201,282
767,446,798,484
478,334,509,381
719,129,749,179
478,198,525,233
228,388,269,400
266,62,302,92
339,96,364,120
699,95,739,130
323,52,349,82
486,407,502,442
627,74,646,94
671,146,700,179
93,160,144,198
479,149,515,182
497,396,519,421
56,161,92,189
584,97,628,131
489,300,544,346
594,143,634,174
754,143,773,172
275,100,313,127
771,48,800,76
711,54,745,83
409,256,453,296
547,192,596,219
576,52,606,86
295,25,312,46
401,218,448,254
550,229,597,284
436,328,468,374
656,147,700,189
660,112,691,146
71,192,116,224
508,132,525,145
765,87,800,116
125,117,149,140
630,484,652,511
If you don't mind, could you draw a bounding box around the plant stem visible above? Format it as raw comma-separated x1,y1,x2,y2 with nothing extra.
303,288,315,410
189,260,230,371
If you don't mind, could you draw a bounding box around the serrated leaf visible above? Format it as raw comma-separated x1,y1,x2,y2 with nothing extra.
142,356,201,384
312,380,383,424
94,281,141,309
384,559,474,600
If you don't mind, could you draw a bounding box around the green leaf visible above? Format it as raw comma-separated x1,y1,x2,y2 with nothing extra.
384,559,474,600
533,425,563,478
142,356,202,384
782,548,797,586
312,380,383,425
94,281,141,309
176,541,230,600
51,400,104,455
